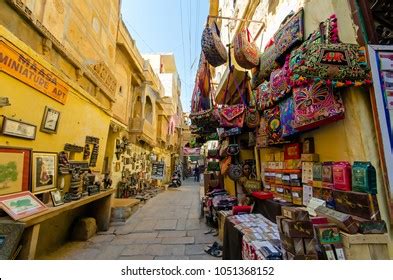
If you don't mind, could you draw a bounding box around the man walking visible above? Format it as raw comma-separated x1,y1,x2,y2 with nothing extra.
194,165,200,182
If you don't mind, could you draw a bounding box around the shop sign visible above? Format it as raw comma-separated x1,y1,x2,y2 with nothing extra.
0,38,69,104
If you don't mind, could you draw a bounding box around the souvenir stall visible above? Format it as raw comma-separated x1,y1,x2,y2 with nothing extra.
192,8,391,260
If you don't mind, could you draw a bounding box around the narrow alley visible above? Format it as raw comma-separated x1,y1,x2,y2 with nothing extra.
42,180,219,260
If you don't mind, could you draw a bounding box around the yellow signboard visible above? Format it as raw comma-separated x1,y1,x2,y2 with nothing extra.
0,38,69,104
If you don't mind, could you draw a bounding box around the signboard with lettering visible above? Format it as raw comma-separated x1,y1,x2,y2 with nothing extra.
0,38,69,104
151,161,165,180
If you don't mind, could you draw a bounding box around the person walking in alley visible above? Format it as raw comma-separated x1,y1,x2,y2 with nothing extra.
194,165,200,182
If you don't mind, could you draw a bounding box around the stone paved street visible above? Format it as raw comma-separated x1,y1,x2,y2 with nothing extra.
41,179,220,260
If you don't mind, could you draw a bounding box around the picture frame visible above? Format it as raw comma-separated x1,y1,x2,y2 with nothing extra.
0,191,48,220
31,152,58,194
50,190,64,207
1,117,36,140
0,147,31,196
40,106,60,134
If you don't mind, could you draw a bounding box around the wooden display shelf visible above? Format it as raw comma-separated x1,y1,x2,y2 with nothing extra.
20,189,116,227
16,188,115,260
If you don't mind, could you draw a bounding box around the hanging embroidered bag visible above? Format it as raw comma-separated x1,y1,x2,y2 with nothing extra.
259,43,279,80
234,28,260,69
256,118,269,148
292,81,345,131
279,96,298,137
226,144,240,156
228,164,243,181
201,22,228,67
264,106,283,145
274,9,304,62
255,81,273,111
220,156,232,175
207,161,220,172
269,54,292,103
290,15,370,87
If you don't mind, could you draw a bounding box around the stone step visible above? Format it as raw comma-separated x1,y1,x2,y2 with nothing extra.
110,198,140,224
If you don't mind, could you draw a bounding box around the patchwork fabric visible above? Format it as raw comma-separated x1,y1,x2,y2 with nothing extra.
201,22,228,67
274,9,304,62
293,81,345,131
279,96,298,137
234,28,260,69
219,104,246,128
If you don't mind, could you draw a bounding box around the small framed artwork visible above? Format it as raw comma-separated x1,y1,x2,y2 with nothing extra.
40,106,60,134
1,117,36,140
0,147,31,196
0,191,48,220
31,152,58,194
50,190,64,207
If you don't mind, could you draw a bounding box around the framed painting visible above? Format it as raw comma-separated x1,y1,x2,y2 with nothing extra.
40,106,60,134
0,147,31,196
31,152,57,194
1,117,36,140
50,190,64,207
0,191,48,220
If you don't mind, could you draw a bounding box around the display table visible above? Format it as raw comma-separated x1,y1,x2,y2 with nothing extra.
223,217,243,260
17,189,115,260
252,198,292,223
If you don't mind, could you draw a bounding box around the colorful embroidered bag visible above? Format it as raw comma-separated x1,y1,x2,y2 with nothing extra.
219,138,229,158
207,161,220,172
256,118,269,148
264,106,283,145
255,81,273,111
219,70,248,128
279,96,298,138
290,15,370,87
228,164,243,181
201,22,228,67
234,28,260,69
292,81,345,131
220,156,232,175
274,9,304,62
269,54,292,103
226,144,240,156
259,42,279,80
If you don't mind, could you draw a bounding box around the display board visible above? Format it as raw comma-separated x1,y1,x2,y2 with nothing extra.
151,161,165,180
368,45,393,224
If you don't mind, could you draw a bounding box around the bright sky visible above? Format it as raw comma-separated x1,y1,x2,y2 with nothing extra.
121,0,209,113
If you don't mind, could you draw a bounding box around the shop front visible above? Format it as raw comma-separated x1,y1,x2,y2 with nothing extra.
191,0,392,260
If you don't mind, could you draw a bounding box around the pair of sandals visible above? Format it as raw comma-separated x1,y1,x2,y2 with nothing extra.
204,242,223,258
204,228,219,236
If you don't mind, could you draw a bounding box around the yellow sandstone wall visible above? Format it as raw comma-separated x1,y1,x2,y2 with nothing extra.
0,26,111,173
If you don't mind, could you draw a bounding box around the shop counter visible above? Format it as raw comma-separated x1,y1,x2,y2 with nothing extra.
17,188,115,259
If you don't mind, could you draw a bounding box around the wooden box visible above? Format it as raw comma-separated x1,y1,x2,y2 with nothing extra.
340,232,390,260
